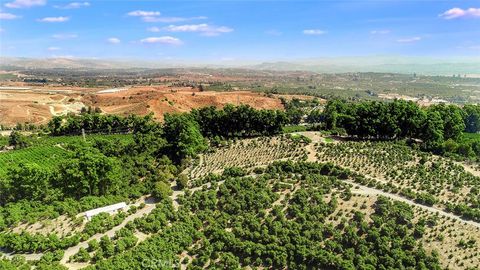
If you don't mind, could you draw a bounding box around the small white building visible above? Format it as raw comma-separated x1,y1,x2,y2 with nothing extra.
85,202,127,221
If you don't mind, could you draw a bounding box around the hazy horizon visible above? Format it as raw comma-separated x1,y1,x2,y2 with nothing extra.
2,55,480,76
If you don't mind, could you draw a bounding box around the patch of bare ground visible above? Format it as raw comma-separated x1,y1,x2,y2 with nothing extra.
185,135,308,179
417,208,480,270
327,191,480,270
313,140,480,220
11,216,84,238
0,84,285,125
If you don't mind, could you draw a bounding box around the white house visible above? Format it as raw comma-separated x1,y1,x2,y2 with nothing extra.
84,202,127,221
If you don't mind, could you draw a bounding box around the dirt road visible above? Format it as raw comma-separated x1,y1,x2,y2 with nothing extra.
300,132,480,230
349,180,480,229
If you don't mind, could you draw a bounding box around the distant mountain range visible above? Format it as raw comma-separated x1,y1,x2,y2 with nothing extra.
1,56,479,76
248,56,480,76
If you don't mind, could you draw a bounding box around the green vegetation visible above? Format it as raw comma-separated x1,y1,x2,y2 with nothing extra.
82,161,442,269
192,104,287,138
319,99,480,160
282,125,307,133
315,141,480,221
0,73,18,80
0,100,478,269
0,145,67,177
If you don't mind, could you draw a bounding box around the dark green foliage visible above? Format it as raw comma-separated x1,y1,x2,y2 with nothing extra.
153,181,173,201
323,99,428,140
429,104,465,140
463,105,480,133
222,167,247,177
176,174,189,190
191,104,287,138
47,112,156,136
163,113,207,162
8,131,29,149
83,212,126,236
415,192,438,206
322,99,478,157
56,145,123,198
91,161,441,270
0,163,54,203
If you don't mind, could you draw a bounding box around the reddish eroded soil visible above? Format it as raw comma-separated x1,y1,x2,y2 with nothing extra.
0,82,322,125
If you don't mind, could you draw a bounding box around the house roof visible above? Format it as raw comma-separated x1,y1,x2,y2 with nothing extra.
85,202,127,217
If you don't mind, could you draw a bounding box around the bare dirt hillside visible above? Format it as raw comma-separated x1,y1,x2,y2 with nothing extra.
0,85,295,125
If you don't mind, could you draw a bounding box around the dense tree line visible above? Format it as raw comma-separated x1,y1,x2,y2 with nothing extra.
320,99,477,154
47,104,287,139
47,112,154,136
191,104,287,138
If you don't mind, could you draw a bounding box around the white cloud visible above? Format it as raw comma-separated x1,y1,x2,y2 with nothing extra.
303,29,327,35
126,9,207,23
127,10,160,17
4,0,45,8
141,16,207,23
163,24,233,36
107,37,121,44
370,29,390,34
0,12,21,19
47,46,60,51
440,7,480,19
397,36,422,43
147,26,160,32
140,36,183,45
52,33,78,39
38,16,69,22
54,2,90,9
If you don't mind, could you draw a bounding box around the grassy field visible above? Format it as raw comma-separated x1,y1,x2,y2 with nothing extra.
0,73,18,80
461,132,480,142
282,125,307,133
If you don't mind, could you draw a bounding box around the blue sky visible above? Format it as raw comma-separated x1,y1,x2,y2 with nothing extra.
0,0,479,62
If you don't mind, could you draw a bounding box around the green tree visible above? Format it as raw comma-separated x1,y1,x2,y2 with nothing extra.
163,113,207,162
463,104,480,133
2,163,54,203
176,174,189,190
153,181,172,201
429,104,465,140
57,147,123,198
421,111,445,150
8,131,29,149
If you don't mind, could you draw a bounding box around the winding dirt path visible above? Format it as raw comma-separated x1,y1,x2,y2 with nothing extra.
2,132,479,268
60,197,156,267
349,180,480,229
298,132,480,230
